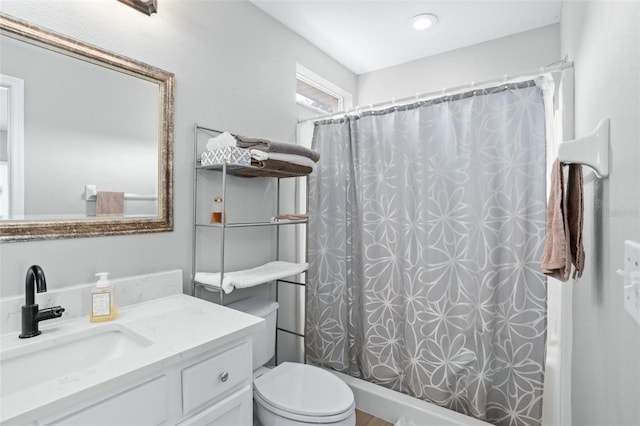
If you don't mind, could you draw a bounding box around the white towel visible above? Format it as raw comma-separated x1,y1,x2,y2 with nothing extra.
250,149,269,161
195,261,308,294
206,132,237,152
249,149,316,169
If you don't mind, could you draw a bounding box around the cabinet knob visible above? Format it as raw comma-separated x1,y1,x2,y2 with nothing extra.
219,371,229,382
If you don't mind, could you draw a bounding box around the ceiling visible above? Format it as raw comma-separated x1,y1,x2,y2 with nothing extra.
251,0,562,75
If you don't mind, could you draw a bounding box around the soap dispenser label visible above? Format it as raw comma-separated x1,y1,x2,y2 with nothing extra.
92,293,111,316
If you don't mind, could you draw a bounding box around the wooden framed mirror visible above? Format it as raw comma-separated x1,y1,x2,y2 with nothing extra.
0,14,174,241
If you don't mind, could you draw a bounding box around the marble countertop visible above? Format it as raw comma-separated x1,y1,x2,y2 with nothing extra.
0,294,264,424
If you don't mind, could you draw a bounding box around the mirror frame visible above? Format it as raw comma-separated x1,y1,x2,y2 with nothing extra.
0,14,174,242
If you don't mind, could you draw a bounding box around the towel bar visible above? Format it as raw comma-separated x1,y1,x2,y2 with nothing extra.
558,118,610,178
84,184,157,201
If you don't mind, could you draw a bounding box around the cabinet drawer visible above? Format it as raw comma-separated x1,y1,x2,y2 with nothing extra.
178,385,252,426
182,341,251,415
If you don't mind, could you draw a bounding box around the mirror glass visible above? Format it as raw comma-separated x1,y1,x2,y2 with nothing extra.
0,14,174,241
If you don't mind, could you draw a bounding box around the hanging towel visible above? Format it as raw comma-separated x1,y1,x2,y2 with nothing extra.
567,164,585,278
96,191,124,217
540,160,585,281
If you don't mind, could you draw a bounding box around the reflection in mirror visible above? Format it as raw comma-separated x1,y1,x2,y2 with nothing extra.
0,14,174,241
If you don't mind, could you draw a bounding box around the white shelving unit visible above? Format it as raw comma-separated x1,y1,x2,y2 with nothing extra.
191,124,308,362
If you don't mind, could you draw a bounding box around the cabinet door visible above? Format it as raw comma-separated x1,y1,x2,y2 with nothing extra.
179,386,252,426
48,376,168,425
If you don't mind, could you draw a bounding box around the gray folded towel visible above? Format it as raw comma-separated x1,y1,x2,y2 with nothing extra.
235,135,320,162
541,160,584,281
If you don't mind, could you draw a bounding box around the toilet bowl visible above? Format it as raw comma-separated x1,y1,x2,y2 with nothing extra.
228,298,355,426
254,362,356,425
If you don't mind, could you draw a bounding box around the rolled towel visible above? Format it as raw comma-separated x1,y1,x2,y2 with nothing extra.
236,135,320,162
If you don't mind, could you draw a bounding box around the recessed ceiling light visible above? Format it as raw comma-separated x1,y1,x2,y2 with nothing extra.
408,13,438,31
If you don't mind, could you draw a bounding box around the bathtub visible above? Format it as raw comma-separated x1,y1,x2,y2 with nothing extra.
327,370,491,426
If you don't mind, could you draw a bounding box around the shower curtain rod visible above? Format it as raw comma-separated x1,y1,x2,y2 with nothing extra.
298,60,574,123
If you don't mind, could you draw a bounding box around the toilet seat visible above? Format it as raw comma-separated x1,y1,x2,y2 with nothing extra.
253,362,355,423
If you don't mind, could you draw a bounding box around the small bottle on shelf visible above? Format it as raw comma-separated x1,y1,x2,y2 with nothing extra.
210,196,224,223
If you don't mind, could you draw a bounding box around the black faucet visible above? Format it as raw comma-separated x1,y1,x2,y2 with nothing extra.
19,265,65,339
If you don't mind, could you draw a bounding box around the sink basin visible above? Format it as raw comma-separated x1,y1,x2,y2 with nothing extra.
0,323,152,397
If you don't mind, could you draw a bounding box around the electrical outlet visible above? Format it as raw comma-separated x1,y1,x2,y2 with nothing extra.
622,240,640,326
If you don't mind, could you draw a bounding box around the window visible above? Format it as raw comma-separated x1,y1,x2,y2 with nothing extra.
296,64,352,115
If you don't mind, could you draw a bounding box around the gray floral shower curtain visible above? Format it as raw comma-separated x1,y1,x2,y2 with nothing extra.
306,81,548,426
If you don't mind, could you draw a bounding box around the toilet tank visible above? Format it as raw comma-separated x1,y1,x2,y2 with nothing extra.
227,297,279,369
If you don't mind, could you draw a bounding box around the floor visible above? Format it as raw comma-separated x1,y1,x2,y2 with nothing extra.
356,409,393,426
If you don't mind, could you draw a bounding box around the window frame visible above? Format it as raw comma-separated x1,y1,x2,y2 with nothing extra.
296,64,352,115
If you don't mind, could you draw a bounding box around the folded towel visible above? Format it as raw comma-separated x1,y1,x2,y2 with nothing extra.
541,160,584,281
249,150,317,169
232,159,313,177
250,149,269,161
96,191,124,217
252,159,313,174
271,213,308,222
195,261,309,294
236,135,320,162
206,132,237,152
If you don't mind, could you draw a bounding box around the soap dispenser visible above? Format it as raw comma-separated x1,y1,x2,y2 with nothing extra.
90,272,118,322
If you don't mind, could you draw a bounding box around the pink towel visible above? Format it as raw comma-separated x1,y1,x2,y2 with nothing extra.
567,164,585,278
96,191,124,216
540,160,584,281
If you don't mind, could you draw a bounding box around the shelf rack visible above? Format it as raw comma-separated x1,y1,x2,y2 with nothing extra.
191,124,309,363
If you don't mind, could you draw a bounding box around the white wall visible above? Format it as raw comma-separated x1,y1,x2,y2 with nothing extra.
561,2,640,425
0,0,356,297
357,24,560,105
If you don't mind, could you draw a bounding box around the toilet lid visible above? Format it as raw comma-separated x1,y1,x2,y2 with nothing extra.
254,363,354,418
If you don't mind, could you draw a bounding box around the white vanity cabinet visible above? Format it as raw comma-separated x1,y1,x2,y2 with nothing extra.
42,338,252,426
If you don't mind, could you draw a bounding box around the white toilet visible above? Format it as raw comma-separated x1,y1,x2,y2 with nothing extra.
228,297,356,426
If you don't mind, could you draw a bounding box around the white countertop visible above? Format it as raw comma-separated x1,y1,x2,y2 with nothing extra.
0,294,264,424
